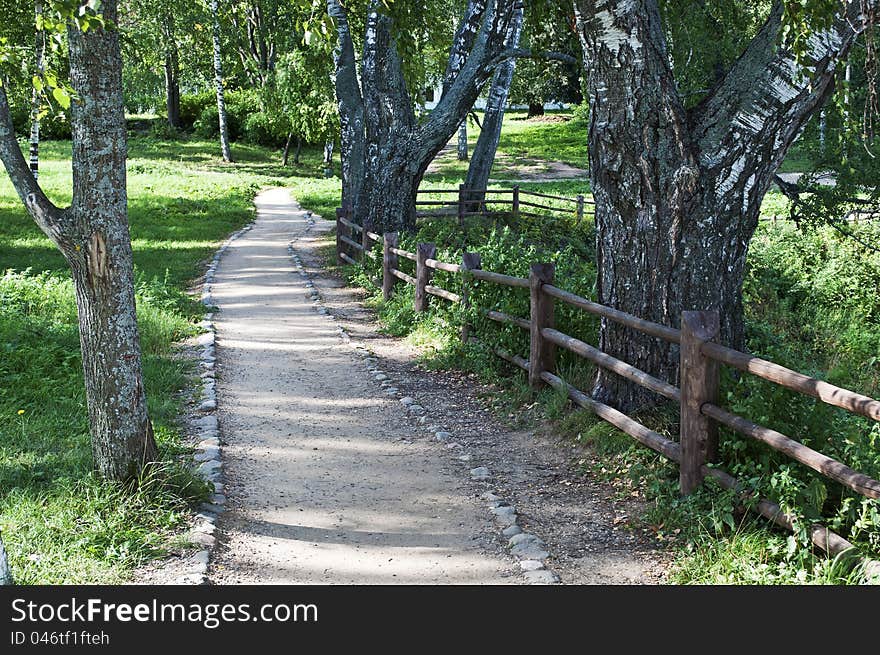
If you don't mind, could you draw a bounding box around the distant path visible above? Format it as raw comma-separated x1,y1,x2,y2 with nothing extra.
207,188,514,584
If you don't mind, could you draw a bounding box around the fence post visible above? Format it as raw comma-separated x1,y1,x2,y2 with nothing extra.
383,232,399,301
679,310,721,496
576,194,585,223
458,184,466,226
460,252,482,344
415,242,436,312
362,220,372,260
528,263,555,388
512,185,520,220
335,207,345,266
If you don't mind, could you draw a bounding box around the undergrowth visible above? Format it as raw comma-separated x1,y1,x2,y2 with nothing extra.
341,203,880,584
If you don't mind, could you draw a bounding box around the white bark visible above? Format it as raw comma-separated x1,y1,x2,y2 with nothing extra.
211,0,233,162
28,0,45,181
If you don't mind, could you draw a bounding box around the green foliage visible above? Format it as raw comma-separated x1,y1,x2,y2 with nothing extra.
658,0,770,108
345,124,880,582
509,0,582,110
178,91,215,131
193,88,260,142
268,48,339,146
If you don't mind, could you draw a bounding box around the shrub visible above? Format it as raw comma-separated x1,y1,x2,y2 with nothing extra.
179,91,215,131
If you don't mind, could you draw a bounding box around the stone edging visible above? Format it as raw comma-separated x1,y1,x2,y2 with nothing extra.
285,214,559,585
172,220,255,584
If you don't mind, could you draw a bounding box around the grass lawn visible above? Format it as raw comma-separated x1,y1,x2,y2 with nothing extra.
0,133,339,583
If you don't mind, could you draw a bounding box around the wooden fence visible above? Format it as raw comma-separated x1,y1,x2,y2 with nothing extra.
335,207,880,577
415,185,592,224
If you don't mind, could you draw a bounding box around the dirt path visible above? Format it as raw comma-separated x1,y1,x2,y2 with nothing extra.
207,189,516,584
207,188,668,585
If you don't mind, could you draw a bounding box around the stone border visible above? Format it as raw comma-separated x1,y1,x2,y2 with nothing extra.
172,220,256,585
285,218,559,585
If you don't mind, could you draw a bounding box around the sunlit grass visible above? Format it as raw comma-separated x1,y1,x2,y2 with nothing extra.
0,133,337,583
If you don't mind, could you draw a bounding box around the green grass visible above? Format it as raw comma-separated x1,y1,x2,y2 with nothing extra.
424,109,589,181
0,133,340,583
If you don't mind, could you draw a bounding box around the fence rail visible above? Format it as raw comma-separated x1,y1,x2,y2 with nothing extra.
413,184,592,224
334,205,880,578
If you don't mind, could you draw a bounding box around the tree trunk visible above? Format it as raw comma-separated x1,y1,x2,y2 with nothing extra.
0,0,158,481
282,131,292,165
162,10,181,129
328,0,518,234
0,533,11,585
575,0,863,411
328,0,365,210
527,102,544,117
323,139,334,177
66,3,159,479
28,0,44,181
211,0,233,162
465,2,524,196
457,120,468,160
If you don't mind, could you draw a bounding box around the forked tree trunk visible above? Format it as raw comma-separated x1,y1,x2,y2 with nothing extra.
329,0,517,233
465,2,524,194
162,10,181,129
0,0,158,481
574,0,863,410
211,0,233,162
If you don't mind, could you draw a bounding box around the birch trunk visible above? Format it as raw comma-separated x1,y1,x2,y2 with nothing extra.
465,2,524,194
457,121,468,160
282,131,292,165
0,0,158,481
28,0,45,180
162,10,181,129
211,0,233,162
575,0,864,410
0,533,11,585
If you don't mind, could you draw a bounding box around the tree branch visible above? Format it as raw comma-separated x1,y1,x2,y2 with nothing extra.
772,174,880,254
692,1,868,195
442,0,487,98
0,85,66,240
420,1,516,155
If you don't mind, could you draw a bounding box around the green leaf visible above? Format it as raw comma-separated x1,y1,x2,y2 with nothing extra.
52,87,71,110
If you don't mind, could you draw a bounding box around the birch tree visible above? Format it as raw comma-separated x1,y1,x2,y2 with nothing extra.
210,0,233,162
328,0,521,233
0,0,159,481
464,1,524,192
28,0,45,179
574,0,874,409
